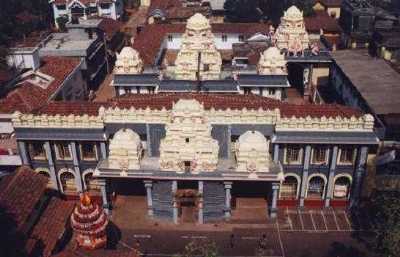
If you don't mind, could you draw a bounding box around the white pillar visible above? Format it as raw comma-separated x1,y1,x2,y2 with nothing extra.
172,180,178,224
273,144,280,163
17,141,29,165
325,146,338,207
270,182,280,219
198,181,204,224
44,141,59,191
144,180,154,217
100,180,110,215
71,142,84,193
224,182,232,219
300,145,311,207
100,142,107,160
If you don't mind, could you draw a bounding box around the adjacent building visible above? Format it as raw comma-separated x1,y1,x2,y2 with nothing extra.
50,0,124,28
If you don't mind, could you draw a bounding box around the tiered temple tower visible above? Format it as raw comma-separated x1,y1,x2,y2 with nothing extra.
174,13,222,80
275,6,310,55
257,46,288,75
70,193,108,250
159,99,219,173
114,46,144,74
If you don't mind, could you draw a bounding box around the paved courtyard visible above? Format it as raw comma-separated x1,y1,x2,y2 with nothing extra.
86,195,378,257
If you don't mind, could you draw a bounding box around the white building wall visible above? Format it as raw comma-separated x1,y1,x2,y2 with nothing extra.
7,48,40,71
166,33,243,50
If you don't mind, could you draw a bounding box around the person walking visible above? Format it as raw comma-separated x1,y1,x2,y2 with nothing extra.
229,233,235,248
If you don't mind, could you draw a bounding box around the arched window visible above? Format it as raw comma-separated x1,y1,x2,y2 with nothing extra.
307,176,326,199
83,171,101,191
35,168,53,188
280,176,299,199
59,171,76,193
333,176,352,199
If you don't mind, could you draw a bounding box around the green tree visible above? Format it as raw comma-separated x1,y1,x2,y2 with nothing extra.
369,191,400,256
224,0,263,22
173,240,218,257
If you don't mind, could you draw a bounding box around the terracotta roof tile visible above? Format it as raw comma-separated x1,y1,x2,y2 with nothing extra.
99,18,123,41
305,11,342,33
35,93,363,118
314,0,342,7
0,57,81,114
133,23,270,66
26,198,75,257
0,167,48,231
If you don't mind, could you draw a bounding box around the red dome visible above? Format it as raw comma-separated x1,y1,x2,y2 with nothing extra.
71,193,108,250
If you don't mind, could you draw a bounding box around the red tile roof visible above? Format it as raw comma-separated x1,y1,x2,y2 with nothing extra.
305,11,342,33
35,93,363,118
133,23,270,65
314,0,342,7
0,57,81,114
149,0,181,13
26,198,75,257
0,167,48,232
99,18,123,41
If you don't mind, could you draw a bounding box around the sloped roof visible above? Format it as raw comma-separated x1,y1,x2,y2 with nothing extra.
0,167,48,231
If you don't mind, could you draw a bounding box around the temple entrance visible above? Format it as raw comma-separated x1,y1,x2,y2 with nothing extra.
112,179,146,196
231,181,270,222
176,181,199,223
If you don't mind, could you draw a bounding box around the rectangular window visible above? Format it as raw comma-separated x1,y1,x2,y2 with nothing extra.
243,87,251,95
222,34,227,42
80,142,97,161
238,35,245,42
55,142,72,160
338,147,355,165
312,146,329,164
268,88,276,95
100,3,111,9
28,142,46,160
168,35,173,42
284,145,303,164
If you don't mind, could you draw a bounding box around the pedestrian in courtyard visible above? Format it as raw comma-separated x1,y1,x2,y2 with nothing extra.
258,234,267,250
229,233,235,248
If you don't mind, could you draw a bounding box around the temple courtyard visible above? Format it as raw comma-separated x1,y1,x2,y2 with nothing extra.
61,195,379,257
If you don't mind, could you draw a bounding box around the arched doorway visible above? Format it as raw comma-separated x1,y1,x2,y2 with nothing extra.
59,170,77,194
83,170,101,192
280,175,300,200
307,175,326,199
333,176,352,199
35,168,52,188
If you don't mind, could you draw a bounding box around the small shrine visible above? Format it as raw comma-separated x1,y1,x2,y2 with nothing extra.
159,99,219,173
70,193,108,250
114,46,144,74
257,47,288,75
235,131,272,174
174,13,222,80
108,128,143,171
275,5,310,56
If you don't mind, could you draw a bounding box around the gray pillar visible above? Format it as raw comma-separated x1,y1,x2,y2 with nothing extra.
100,142,107,160
71,142,84,193
300,145,311,207
325,146,338,207
224,182,232,219
172,180,178,224
100,179,110,215
18,141,29,165
198,181,204,224
144,180,154,217
44,141,59,191
273,144,280,163
270,182,280,219
351,146,368,207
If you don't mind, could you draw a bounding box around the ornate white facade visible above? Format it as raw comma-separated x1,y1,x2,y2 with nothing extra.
275,6,310,55
114,47,144,75
235,131,272,174
257,47,288,75
159,99,219,173
108,129,143,171
174,13,222,80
